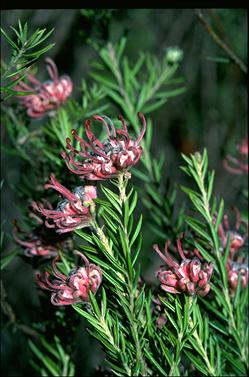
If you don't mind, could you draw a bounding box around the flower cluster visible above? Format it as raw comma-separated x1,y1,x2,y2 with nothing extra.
218,207,248,258
13,220,58,258
154,239,213,296
32,174,97,233
223,137,248,175
226,258,248,293
152,296,167,329
15,58,73,119
36,251,102,305
218,208,248,293
61,113,146,180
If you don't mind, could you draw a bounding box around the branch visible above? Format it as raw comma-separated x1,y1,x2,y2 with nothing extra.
194,9,247,74
1,280,39,338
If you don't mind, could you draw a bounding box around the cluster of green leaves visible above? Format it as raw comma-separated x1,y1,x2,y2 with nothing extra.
73,176,149,376
153,294,221,376
2,22,248,377
90,37,186,241
69,169,235,376
180,150,248,375
29,335,75,377
1,20,55,100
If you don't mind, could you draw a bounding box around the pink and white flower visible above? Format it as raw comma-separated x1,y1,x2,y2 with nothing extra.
218,207,248,257
61,113,146,180
223,137,248,175
154,239,213,297
36,251,102,305
32,174,97,233
15,58,73,119
12,220,58,258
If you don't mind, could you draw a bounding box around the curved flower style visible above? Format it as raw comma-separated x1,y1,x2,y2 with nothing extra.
15,58,73,119
61,112,146,180
32,174,97,234
36,251,102,305
154,239,213,296
223,137,248,175
218,207,248,257
13,220,58,258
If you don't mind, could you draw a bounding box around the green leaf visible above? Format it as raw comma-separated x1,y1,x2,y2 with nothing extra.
1,27,19,49
144,348,167,375
142,98,168,114
130,214,143,247
128,190,138,217
1,250,18,270
207,170,215,201
184,350,208,375
29,341,60,376
132,168,151,183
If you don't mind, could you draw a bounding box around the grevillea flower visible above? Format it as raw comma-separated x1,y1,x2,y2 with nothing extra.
61,113,146,180
36,251,102,305
226,259,248,294
223,137,248,175
32,174,97,234
154,239,213,296
15,58,73,119
152,296,167,329
12,220,58,258
218,207,248,258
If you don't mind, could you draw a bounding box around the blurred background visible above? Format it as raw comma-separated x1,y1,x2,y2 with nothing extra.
1,9,248,376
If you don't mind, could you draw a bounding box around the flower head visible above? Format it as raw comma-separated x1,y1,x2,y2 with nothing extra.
12,220,58,258
15,58,73,119
154,239,213,297
36,251,102,305
61,113,146,180
218,207,248,257
226,259,248,293
32,174,97,234
223,137,248,175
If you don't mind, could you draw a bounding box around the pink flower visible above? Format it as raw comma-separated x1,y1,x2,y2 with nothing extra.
226,259,248,293
15,58,73,119
36,251,102,305
32,174,97,234
61,113,146,180
12,220,58,258
218,207,248,258
152,296,167,329
223,137,248,175
154,239,213,297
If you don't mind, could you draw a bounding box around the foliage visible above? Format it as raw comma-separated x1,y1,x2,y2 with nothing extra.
1,20,55,101
1,12,248,377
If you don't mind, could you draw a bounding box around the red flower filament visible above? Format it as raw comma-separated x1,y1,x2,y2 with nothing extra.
61,112,146,180
36,251,102,305
154,239,213,297
15,58,73,119
32,174,97,233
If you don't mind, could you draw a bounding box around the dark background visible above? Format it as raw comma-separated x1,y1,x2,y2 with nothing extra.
1,9,248,376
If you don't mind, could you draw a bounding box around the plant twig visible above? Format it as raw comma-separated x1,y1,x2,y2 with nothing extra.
1,280,39,338
194,9,247,74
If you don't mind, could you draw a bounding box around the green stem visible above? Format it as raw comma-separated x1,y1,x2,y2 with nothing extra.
195,153,247,369
2,45,26,80
100,318,132,376
91,218,114,257
117,173,148,376
107,43,154,179
189,318,216,376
